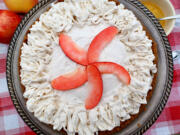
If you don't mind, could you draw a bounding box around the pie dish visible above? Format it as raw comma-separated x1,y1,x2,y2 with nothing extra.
6,0,173,135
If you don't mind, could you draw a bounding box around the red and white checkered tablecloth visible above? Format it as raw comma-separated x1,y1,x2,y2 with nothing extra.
0,0,180,135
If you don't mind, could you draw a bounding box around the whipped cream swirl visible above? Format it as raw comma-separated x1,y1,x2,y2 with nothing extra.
20,0,157,134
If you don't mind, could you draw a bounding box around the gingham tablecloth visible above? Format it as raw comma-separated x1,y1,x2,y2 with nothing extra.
0,0,180,135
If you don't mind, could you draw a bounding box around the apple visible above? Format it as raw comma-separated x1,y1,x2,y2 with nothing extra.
4,0,38,13
0,10,21,43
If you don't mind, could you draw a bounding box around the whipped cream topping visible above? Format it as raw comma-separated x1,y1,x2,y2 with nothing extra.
20,0,157,135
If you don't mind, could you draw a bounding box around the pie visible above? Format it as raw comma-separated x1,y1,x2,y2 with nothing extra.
20,0,157,134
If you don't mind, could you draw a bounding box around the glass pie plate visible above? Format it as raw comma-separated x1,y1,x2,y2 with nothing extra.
6,0,173,134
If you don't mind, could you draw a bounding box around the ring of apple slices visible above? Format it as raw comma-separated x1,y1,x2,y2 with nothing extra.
51,26,131,110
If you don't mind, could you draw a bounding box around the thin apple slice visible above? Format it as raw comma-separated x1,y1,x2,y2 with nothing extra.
59,34,88,65
51,67,87,90
88,26,118,63
93,62,131,85
85,65,103,110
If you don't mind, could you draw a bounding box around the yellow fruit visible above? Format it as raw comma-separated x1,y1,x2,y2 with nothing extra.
4,0,38,13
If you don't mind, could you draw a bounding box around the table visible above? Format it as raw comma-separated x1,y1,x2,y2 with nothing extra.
0,0,180,135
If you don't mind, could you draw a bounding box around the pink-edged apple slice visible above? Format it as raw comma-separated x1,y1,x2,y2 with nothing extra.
59,33,88,65
85,65,103,110
51,66,87,90
93,62,131,85
88,26,118,63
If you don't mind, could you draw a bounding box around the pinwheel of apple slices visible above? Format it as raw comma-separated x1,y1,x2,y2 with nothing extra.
51,26,131,110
